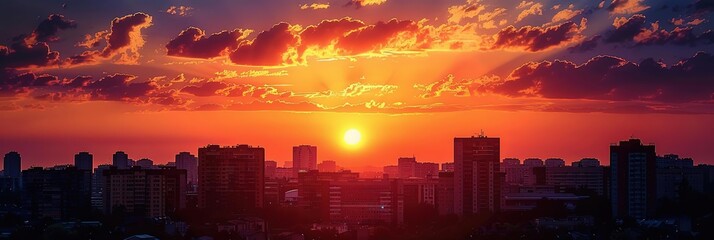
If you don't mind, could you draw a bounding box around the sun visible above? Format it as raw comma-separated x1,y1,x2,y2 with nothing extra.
343,129,362,145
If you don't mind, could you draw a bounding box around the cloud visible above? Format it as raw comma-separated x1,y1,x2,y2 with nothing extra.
166,27,250,59
226,84,292,99
552,8,583,22
67,12,152,66
414,74,499,98
484,18,587,52
24,14,77,44
336,19,423,54
180,81,230,97
604,14,646,43
447,0,486,23
607,0,649,14
345,0,387,9
298,17,365,55
568,35,601,53
76,30,108,49
516,2,543,23
166,6,193,16
85,74,159,101
0,70,59,97
0,42,60,69
340,82,397,97
604,14,713,46
488,52,714,103
300,3,330,10
229,22,300,66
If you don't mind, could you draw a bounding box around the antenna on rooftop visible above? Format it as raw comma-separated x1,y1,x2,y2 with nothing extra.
478,129,486,138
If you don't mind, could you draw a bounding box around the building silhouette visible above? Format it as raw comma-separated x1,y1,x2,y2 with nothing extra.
104,166,186,218
22,166,92,220
3,151,21,190
112,151,130,170
175,152,198,192
293,145,317,175
454,135,501,215
92,164,111,210
264,160,277,179
136,158,154,169
317,160,337,172
545,158,605,195
297,170,360,222
198,145,264,215
610,138,657,219
74,152,93,171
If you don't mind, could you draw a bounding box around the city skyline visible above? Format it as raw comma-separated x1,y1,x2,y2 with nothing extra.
0,135,707,172
2,0,714,170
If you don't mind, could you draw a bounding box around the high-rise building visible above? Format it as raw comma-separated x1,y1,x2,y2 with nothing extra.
23,166,92,220
91,164,111,210
293,145,317,175
655,154,704,200
436,171,454,215
112,151,130,169
317,160,337,172
501,158,524,184
3,151,21,190
74,152,93,171
523,158,544,186
415,162,439,179
441,162,454,172
610,138,657,219
454,135,501,215
398,157,417,178
136,158,154,169
545,158,565,168
326,179,404,225
198,145,264,215
265,160,277,179
175,152,198,191
3,152,21,178
297,170,360,222
546,159,605,195
104,167,186,218
383,165,399,178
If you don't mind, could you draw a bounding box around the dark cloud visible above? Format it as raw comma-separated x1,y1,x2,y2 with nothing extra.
607,0,649,14
61,76,92,88
635,25,714,46
0,70,58,97
298,18,365,54
85,74,158,101
604,14,646,43
486,19,586,52
180,81,229,97
345,0,387,9
490,52,714,103
26,14,77,43
67,12,152,66
694,0,714,14
229,23,299,66
166,27,249,59
0,42,60,69
568,35,601,53
337,19,423,54
604,14,713,46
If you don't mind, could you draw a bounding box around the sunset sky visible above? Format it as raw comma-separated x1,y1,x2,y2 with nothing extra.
2,0,714,170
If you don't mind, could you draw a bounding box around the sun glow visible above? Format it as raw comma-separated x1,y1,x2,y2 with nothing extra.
344,129,362,145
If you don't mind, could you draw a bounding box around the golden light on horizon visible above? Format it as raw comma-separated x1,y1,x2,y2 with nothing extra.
343,129,362,146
